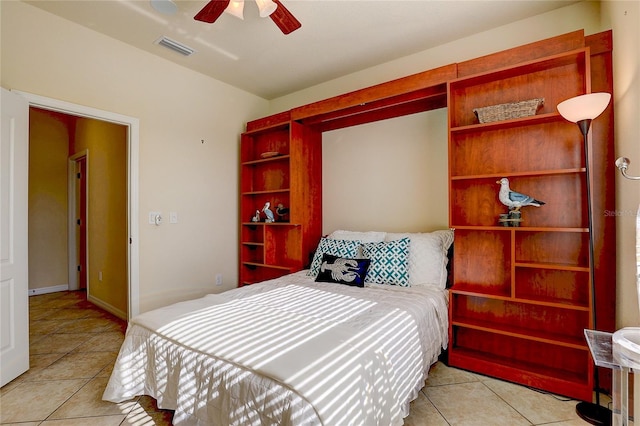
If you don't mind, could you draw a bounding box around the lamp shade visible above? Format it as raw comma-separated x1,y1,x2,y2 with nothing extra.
556,92,611,123
225,0,244,19
256,0,277,17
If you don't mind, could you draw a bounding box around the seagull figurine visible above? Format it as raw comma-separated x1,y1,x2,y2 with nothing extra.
497,178,545,211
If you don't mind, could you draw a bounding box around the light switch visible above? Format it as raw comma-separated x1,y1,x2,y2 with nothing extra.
169,212,178,224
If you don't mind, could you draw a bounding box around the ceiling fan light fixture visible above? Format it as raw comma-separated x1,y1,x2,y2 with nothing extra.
255,0,277,17
225,0,244,20
194,0,300,35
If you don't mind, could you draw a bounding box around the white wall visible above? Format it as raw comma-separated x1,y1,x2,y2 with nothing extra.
604,2,640,418
1,0,270,313
322,109,448,234
601,0,640,329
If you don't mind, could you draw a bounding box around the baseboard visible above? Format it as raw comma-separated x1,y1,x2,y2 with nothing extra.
87,294,127,320
28,284,69,296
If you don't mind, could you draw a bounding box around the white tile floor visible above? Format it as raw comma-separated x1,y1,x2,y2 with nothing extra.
0,290,610,425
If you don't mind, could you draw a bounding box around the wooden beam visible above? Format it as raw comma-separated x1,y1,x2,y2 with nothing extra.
304,85,447,132
291,64,456,123
457,30,585,77
317,95,447,132
246,110,291,132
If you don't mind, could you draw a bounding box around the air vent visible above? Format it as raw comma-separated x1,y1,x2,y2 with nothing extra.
155,36,195,56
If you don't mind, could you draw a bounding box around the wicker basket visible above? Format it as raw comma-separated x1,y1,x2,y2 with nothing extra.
473,98,544,123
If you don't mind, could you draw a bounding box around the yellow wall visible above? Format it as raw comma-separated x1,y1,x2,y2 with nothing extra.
27,109,69,291
72,119,128,316
27,108,128,315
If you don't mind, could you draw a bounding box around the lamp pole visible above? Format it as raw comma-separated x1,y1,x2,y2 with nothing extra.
574,118,611,426
557,92,612,426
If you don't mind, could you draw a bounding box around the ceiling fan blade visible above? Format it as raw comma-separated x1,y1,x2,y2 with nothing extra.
194,0,230,23
269,0,301,35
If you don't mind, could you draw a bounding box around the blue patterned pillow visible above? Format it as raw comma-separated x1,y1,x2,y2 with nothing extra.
307,237,361,277
315,254,370,287
362,237,410,286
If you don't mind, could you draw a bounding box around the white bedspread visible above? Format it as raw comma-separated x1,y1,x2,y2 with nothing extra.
103,271,449,425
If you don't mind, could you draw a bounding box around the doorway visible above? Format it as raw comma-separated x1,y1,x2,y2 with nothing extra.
18,90,140,319
77,155,87,290
30,108,128,318
68,152,87,291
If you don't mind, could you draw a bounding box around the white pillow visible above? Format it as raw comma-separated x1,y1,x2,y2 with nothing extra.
384,230,454,289
328,230,386,243
328,230,386,257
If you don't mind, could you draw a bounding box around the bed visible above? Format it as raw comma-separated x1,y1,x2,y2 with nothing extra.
103,229,453,425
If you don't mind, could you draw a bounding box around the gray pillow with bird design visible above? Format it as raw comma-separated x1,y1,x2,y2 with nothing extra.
314,253,371,287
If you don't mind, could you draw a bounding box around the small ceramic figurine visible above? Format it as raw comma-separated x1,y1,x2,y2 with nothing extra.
251,210,261,222
276,203,289,220
262,202,275,223
496,177,545,211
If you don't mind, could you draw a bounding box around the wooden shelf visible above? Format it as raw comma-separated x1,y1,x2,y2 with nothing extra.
242,154,290,166
241,222,300,227
240,262,297,287
451,318,588,349
450,346,589,382
450,174,588,228
451,225,588,232
448,35,615,401
448,347,591,401
238,30,616,399
239,118,322,286
451,168,586,181
242,189,291,196
449,111,562,133
514,261,589,272
448,48,589,129
241,262,292,270
450,288,590,311
450,48,589,87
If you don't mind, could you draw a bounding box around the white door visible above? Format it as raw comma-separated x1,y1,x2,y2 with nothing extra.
0,88,30,386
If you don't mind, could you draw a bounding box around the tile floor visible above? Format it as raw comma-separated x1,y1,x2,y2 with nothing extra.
0,290,607,425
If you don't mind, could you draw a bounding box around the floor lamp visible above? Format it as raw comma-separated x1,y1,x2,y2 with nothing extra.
557,92,612,425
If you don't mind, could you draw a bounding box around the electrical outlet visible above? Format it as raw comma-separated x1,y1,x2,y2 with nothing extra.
215,274,223,286
99,271,103,282
149,211,162,225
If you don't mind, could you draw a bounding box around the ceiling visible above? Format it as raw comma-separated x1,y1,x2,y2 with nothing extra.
25,0,579,100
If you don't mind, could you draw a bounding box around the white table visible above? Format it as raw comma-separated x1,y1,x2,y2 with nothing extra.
585,329,635,426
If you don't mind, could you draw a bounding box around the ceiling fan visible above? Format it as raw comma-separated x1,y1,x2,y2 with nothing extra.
194,0,302,35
